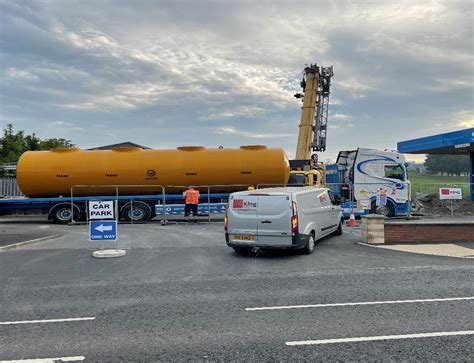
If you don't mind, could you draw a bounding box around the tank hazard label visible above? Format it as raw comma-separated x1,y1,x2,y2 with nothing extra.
89,200,115,220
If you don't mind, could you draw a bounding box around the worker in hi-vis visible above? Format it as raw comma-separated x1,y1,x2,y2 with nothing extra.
183,186,200,223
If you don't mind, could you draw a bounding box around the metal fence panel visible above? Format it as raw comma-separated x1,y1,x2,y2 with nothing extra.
0,177,24,197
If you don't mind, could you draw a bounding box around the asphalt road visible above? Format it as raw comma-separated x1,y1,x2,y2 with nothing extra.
0,217,473,361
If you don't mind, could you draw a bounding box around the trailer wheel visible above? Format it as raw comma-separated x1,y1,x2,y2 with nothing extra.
50,204,81,224
121,202,152,222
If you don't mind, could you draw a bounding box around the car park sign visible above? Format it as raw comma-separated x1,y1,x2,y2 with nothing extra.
89,220,117,241
439,188,462,200
89,200,115,219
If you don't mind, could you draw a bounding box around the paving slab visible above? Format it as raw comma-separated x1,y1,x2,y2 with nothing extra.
365,243,474,258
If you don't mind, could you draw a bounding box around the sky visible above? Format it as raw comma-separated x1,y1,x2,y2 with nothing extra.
0,0,473,163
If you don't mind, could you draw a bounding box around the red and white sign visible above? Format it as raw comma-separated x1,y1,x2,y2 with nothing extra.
232,198,257,209
439,188,462,200
233,199,244,208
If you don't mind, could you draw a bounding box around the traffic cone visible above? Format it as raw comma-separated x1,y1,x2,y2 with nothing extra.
347,210,358,227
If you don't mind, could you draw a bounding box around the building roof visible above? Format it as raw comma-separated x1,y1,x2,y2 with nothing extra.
397,128,474,154
87,141,151,150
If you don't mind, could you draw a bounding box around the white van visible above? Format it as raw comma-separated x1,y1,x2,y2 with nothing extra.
225,187,343,254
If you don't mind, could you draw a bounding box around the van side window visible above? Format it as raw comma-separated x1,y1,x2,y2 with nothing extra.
327,190,338,205
384,165,405,181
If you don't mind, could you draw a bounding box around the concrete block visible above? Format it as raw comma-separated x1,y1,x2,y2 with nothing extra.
368,231,384,239
367,237,385,244
361,214,385,244
368,224,384,232
361,229,368,242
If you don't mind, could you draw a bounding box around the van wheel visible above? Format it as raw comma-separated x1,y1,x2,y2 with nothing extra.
302,233,315,255
335,220,343,235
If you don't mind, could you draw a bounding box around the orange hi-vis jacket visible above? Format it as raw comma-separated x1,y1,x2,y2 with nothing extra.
185,189,200,204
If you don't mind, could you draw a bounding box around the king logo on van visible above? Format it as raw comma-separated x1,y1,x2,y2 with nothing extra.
233,199,257,209
244,201,257,208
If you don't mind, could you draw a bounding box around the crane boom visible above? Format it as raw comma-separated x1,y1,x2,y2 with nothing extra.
295,64,320,160
294,63,334,160
312,66,334,152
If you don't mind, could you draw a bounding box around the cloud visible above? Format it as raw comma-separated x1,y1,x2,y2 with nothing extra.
453,110,474,129
332,113,351,121
216,127,292,139
0,0,472,162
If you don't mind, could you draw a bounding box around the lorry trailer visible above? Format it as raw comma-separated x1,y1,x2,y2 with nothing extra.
1,146,290,223
17,145,290,197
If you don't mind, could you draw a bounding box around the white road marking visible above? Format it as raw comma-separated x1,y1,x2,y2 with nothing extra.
246,296,474,311
0,317,95,325
0,356,85,362
286,330,474,346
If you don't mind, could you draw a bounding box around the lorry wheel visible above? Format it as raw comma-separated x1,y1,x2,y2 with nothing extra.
50,204,81,224
371,201,395,218
121,202,152,222
302,233,315,255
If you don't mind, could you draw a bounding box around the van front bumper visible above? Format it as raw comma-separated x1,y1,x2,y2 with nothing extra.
225,233,309,250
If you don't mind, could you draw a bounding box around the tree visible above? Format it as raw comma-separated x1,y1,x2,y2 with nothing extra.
0,123,75,164
0,124,26,164
424,154,469,175
40,138,75,150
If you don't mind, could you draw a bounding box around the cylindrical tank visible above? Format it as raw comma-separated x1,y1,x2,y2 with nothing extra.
17,145,290,197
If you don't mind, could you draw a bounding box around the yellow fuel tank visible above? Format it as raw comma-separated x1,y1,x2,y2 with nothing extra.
17,146,290,197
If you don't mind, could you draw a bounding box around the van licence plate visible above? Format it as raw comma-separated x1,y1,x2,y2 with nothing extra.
233,234,254,241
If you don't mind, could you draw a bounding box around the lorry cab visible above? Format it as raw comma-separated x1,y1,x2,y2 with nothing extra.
329,148,411,217
288,169,322,187
225,187,343,255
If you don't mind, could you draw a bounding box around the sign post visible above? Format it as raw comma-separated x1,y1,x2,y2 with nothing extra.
439,187,462,218
88,200,125,258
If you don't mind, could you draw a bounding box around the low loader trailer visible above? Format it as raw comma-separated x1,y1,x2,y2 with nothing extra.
0,193,230,223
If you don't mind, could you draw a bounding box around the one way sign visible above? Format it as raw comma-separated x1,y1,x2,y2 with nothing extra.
89,220,117,241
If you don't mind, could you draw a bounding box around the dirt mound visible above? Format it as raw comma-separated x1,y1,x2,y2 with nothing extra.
411,192,474,217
